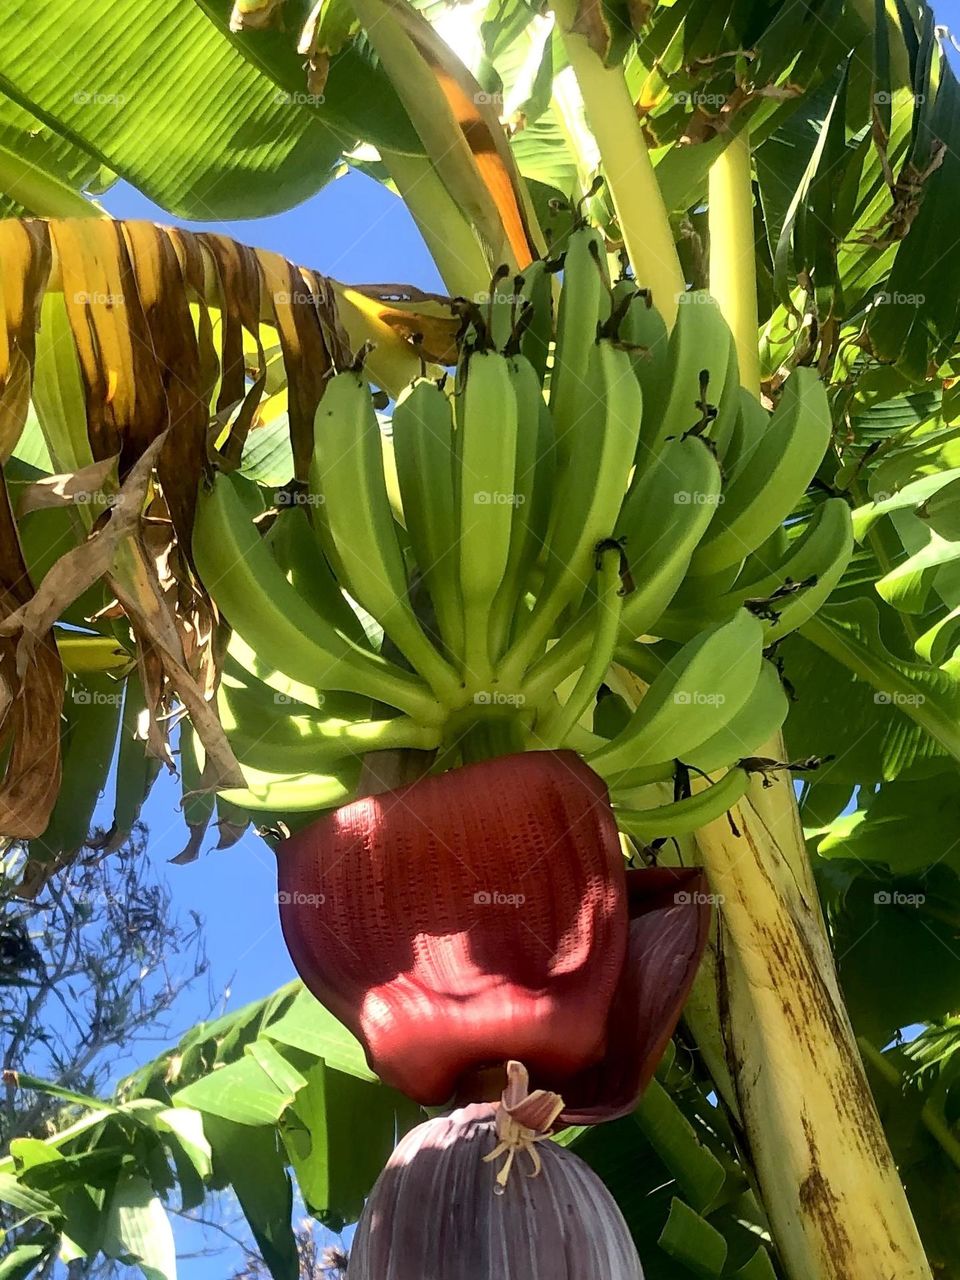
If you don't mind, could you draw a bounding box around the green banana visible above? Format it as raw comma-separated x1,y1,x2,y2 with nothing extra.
221,651,369,722
521,432,721,699
593,659,787,792
264,505,369,648
587,610,764,774
488,352,555,661
661,497,853,640
455,349,519,685
178,719,215,862
217,666,440,774
721,386,769,473
762,501,854,642
310,370,461,701
706,334,743,459
391,378,464,659
193,471,444,725
615,765,751,840
688,368,832,576
683,659,788,772
219,760,362,814
550,225,611,465
609,278,670,416
517,258,554,386
541,541,625,748
736,497,851,599
220,699,437,774
638,291,734,455
501,339,642,683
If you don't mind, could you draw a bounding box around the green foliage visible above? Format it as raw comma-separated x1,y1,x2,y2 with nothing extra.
0,983,418,1278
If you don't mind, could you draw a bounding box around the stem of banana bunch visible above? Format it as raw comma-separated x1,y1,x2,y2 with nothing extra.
692,131,932,1279
550,0,685,328
380,148,493,301
708,133,761,395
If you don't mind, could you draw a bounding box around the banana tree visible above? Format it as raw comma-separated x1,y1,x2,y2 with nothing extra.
2,0,960,1276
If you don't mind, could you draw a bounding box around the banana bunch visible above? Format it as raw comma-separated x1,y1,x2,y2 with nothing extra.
190,218,850,839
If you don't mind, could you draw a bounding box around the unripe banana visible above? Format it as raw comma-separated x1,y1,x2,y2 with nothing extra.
391,378,463,659
310,369,461,702
639,291,734,455
735,497,852,602
609,279,669,444
217,673,439,775
219,760,361,814
683,659,788,773
488,353,555,661
721,386,769,473
502,339,642,683
264,505,369,648
550,225,611,466
220,652,371,724
541,542,625,749
661,497,853,641
615,765,751,840
455,349,519,685
517,258,554,386
761,502,853,642
593,659,787,793
587,610,764,774
688,368,832,576
521,432,721,699
193,471,444,725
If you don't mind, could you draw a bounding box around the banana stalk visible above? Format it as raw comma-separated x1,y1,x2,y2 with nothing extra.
380,147,492,300
700,133,932,1279
550,0,685,327
707,132,762,395
695,797,931,1280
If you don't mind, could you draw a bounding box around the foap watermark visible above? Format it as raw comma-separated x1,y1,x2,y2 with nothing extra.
71,490,125,509
474,690,526,707
74,91,126,107
675,290,717,306
274,488,325,508
474,91,505,107
873,90,925,105
874,690,926,706
73,688,122,707
675,890,725,906
276,890,326,907
275,91,326,107
873,290,926,308
873,890,925,907
74,290,124,307
473,289,521,306
474,491,525,506
675,491,724,506
273,290,323,306
674,90,727,108
274,691,325,706
674,690,726,706
474,890,525,907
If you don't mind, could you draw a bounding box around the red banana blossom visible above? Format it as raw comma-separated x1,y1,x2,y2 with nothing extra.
278,750,710,1122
